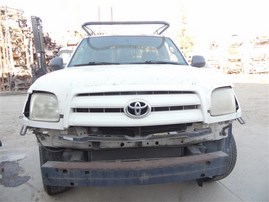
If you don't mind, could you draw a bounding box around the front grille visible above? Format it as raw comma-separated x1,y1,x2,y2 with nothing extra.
69,90,203,127
73,105,198,113
72,90,199,113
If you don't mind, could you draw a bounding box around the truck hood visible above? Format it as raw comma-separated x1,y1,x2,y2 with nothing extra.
29,64,231,94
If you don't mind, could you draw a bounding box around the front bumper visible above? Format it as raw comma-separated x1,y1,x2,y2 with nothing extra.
42,151,228,187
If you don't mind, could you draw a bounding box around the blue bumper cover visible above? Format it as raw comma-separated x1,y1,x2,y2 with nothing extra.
41,151,228,187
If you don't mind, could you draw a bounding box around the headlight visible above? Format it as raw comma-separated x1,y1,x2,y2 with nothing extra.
30,92,59,122
210,88,236,116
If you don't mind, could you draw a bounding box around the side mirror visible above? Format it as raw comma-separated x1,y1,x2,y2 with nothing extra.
49,57,64,71
191,55,206,68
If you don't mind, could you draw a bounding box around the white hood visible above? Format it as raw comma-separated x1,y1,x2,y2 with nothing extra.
29,64,230,95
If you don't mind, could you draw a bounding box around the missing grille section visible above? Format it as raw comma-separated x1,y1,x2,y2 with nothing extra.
67,123,188,137
88,146,184,161
77,91,195,97
73,105,198,113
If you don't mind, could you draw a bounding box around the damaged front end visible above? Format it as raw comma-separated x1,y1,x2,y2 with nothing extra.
32,122,234,187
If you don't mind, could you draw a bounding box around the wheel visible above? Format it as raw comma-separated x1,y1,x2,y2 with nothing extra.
39,145,69,195
206,134,237,181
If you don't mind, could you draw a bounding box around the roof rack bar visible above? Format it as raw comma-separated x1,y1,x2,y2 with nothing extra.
81,21,170,36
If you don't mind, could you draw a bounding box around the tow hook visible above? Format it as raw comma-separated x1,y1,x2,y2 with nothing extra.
237,117,246,125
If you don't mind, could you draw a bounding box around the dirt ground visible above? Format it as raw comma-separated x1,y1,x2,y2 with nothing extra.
0,74,268,202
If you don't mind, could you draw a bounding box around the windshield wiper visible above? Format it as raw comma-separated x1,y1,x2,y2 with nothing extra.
144,61,182,65
74,62,119,66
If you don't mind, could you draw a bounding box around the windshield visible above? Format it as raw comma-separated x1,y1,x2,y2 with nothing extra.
68,36,188,67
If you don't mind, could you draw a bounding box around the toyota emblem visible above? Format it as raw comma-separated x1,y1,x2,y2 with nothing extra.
124,100,151,118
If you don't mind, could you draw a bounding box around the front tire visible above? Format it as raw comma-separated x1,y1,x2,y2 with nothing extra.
206,134,237,181
39,145,69,195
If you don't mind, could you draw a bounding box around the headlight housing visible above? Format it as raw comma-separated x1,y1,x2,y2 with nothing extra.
29,92,59,122
210,88,236,116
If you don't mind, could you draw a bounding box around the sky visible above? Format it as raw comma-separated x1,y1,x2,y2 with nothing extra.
1,0,268,48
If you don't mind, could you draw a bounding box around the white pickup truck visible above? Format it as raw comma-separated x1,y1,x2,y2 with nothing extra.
20,21,244,195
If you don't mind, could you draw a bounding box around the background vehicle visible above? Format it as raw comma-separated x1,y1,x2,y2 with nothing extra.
20,21,243,195
57,46,76,66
